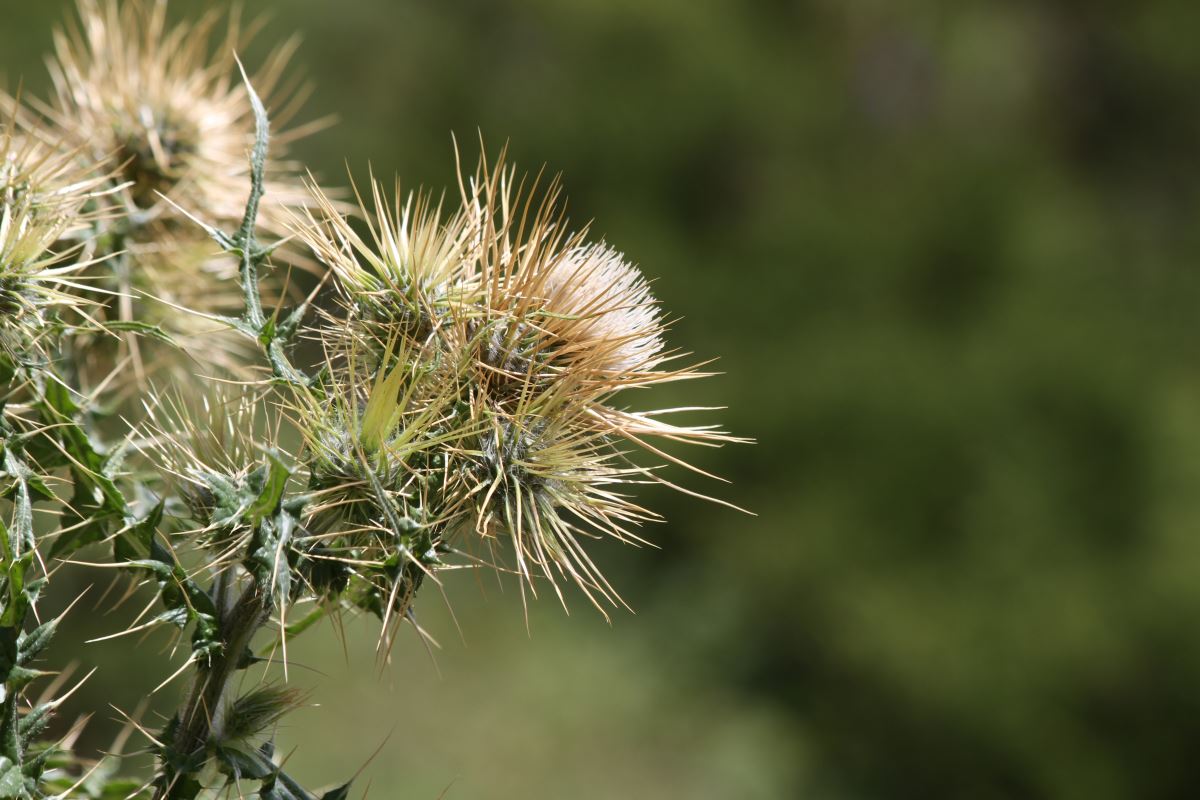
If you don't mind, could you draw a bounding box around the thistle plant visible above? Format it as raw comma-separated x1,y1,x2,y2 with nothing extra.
0,2,743,798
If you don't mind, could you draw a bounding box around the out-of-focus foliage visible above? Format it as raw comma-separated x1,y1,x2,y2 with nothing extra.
10,1,1200,798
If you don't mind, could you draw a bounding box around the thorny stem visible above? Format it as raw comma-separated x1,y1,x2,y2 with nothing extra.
230,59,308,387
153,69,303,798
156,582,270,799
236,60,269,333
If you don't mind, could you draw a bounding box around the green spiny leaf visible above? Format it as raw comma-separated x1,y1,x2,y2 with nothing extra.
17,702,53,741
1,697,21,764
214,743,276,781
0,761,24,799
0,631,16,686
95,320,178,346
113,500,164,563
16,617,57,665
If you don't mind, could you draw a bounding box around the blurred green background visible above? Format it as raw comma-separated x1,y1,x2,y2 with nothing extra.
11,0,1200,797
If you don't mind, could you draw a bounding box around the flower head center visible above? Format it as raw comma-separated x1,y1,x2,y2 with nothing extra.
116,109,199,205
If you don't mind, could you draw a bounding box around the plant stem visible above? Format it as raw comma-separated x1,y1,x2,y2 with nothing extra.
155,580,269,799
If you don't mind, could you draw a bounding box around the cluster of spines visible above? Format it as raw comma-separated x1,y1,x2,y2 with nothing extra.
280,148,741,615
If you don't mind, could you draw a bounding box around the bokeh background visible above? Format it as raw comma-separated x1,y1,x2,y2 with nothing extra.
8,1,1200,797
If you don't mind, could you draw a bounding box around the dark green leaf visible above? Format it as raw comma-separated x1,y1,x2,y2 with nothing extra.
0,761,23,798
51,471,112,558
17,702,53,741
16,617,57,665
214,743,276,781
0,630,16,686
114,501,164,563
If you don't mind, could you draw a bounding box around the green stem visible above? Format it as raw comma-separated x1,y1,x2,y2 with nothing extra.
154,581,269,800
233,64,310,388
151,69,317,799
238,65,269,335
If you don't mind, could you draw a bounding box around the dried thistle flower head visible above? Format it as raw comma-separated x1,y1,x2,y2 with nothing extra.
68,232,272,401
0,110,112,361
46,0,311,226
289,151,743,615
34,0,324,391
